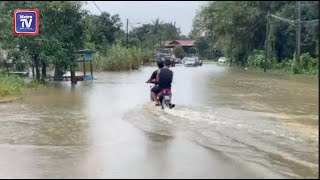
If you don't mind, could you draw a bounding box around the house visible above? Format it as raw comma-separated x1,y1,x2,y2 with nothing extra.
158,39,197,55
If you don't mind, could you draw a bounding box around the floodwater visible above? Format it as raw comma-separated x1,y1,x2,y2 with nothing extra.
0,64,318,178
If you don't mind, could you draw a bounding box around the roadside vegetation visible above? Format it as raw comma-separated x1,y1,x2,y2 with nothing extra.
93,44,152,71
0,2,184,76
190,1,318,75
0,73,46,100
0,1,186,98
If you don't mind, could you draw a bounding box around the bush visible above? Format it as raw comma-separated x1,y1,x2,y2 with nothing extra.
247,49,277,69
273,58,293,72
298,53,318,75
0,74,26,96
93,44,151,71
248,50,265,68
0,73,47,97
247,51,318,75
173,46,185,59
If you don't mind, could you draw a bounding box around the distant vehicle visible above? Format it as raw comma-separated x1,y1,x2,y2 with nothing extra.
163,55,175,67
184,58,198,67
175,58,182,64
218,57,227,63
155,52,165,61
182,57,189,64
193,56,203,66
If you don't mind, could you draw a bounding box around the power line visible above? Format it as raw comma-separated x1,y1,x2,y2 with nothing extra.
92,1,103,14
301,19,319,24
270,14,318,26
270,14,295,26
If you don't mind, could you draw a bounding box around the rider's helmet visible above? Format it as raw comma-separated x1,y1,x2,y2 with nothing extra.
157,60,164,69
164,59,171,67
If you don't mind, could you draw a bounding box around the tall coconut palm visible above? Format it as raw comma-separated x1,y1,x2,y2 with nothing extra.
151,18,164,49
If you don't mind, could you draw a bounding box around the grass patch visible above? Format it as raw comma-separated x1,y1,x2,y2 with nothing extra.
0,73,48,100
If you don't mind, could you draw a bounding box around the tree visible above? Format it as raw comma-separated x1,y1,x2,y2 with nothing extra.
0,1,87,80
161,22,181,41
173,46,185,59
89,12,123,49
115,37,141,48
130,19,182,50
130,24,153,42
194,37,210,59
151,18,164,35
189,10,204,39
192,1,318,68
180,35,188,40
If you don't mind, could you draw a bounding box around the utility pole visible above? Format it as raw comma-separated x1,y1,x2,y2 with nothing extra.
126,18,129,49
264,11,270,73
267,2,318,72
159,34,162,51
295,1,301,64
211,42,213,61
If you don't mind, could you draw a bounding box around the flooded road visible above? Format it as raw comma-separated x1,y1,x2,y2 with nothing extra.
0,64,318,178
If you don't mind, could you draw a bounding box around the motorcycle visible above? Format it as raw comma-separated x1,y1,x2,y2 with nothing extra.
158,88,173,109
148,82,174,109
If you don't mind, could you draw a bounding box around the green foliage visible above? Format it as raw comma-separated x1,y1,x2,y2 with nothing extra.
247,50,266,69
84,13,123,49
115,37,142,48
129,19,183,49
0,1,131,75
291,53,319,75
0,1,88,77
296,53,318,75
194,37,210,58
247,50,318,75
0,71,47,96
93,44,151,71
173,46,185,59
192,1,319,75
273,58,293,72
0,74,26,96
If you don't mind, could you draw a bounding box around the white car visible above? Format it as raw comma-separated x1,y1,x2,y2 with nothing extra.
181,57,189,64
218,57,227,63
175,58,181,64
184,58,197,67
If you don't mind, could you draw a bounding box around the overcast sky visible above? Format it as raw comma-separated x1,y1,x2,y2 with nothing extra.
82,1,204,35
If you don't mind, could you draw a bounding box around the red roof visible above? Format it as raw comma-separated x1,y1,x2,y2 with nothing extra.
162,40,195,47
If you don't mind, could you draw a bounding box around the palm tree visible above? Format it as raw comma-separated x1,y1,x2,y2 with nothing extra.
151,18,164,49
151,18,164,35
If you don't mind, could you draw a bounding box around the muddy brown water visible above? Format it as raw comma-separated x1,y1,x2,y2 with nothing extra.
0,64,318,178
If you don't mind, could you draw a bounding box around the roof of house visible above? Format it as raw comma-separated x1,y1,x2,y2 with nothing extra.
162,39,195,47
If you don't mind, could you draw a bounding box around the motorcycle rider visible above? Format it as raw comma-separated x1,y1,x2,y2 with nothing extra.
156,59,174,108
146,60,164,102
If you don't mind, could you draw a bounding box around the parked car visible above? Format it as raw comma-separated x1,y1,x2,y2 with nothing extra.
175,58,181,64
184,58,198,67
181,57,189,64
218,57,227,63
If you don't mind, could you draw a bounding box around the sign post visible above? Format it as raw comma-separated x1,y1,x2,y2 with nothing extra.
14,9,39,36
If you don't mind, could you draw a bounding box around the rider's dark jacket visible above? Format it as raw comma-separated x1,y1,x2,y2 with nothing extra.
158,68,173,89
